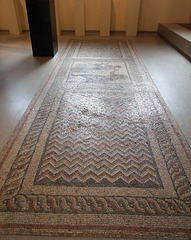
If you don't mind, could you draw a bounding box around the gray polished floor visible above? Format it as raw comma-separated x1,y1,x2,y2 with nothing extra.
0,32,191,153
0,32,191,240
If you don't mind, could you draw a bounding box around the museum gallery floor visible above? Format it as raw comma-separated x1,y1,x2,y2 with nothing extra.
0,40,191,239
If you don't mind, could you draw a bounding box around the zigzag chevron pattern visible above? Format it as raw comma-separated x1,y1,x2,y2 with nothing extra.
1,40,191,226
136,92,191,201
35,84,162,188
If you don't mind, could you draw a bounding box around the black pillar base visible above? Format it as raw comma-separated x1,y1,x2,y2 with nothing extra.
25,0,58,57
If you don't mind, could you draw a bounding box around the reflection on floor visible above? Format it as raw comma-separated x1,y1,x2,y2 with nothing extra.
0,31,191,240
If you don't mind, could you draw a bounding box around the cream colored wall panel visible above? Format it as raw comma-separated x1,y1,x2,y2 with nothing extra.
100,0,111,36
55,0,60,35
0,0,9,30
1,0,191,32
111,0,128,31
138,0,191,31
59,0,75,30
75,0,85,36
126,0,140,36
5,0,22,35
19,0,29,30
85,0,100,31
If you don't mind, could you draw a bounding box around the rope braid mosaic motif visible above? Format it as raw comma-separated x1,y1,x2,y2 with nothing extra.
0,40,191,229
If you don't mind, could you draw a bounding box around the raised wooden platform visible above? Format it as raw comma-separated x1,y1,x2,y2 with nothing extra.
158,23,191,60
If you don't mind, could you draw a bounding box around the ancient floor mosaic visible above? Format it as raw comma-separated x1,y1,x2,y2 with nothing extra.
0,40,191,239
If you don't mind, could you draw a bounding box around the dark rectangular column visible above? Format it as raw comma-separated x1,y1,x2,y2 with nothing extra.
25,0,58,57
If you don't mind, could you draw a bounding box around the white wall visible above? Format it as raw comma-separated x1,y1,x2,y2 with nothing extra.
58,0,75,30
58,0,129,31
0,0,191,32
111,0,128,31
19,0,29,30
138,0,191,31
0,0,9,30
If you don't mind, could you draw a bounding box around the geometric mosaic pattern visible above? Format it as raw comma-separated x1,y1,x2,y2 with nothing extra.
35,91,163,188
0,40,191,238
